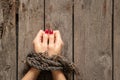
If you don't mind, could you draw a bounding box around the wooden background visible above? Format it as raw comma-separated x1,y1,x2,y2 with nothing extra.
0,0,120,80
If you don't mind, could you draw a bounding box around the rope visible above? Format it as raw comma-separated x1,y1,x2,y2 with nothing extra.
26,51,80,80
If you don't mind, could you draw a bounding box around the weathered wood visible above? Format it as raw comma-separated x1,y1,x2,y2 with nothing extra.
45,0,73,80
0,0,16,80
114,0,120,80
18,0,44,79
74,0,112,80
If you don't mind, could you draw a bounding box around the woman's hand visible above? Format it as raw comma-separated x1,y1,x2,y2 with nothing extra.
22,30,49,80
47,30,64,57
44,29,66,80
33,30,48,53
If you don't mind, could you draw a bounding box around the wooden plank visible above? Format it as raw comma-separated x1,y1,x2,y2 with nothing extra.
74,0,112,80
18,0,44,79
45,0,73,80
0,0,16,80
114,0,120,80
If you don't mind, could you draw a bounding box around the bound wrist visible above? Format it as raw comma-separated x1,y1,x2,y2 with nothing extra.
31,67,40,73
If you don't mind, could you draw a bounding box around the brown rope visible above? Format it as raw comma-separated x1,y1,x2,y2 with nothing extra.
26,51,78,74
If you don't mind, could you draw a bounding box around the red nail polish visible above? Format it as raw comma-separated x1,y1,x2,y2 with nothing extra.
45,29,49,34
49,29,53,34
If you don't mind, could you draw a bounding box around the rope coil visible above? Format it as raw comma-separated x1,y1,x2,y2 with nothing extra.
26,51,78,73
26,51,80,80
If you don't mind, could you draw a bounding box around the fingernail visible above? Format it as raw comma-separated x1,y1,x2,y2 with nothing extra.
45,29,49,34
49,29,53,34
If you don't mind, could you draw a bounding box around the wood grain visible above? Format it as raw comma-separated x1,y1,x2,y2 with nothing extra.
18,0,44,79
114,0,120,80
45,0,73,80
74,0,112,80
0,0,16,80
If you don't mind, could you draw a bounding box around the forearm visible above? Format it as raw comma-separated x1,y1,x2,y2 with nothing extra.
22,68,40,80
52,70,66,80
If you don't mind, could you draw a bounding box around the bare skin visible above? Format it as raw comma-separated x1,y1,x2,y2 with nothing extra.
22,30,66,80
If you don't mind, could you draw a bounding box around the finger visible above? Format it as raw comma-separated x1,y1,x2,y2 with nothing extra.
43,32,48,46
54,30,62,44
34,30,44,43
49,32,54,45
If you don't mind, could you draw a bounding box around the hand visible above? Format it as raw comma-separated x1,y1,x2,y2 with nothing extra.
23,29,65,80
32,29,64,57
32,30,48,53
47,30,64,57
46,29,66,80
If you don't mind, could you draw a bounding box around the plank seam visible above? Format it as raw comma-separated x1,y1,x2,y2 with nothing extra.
16,0,19,79
72,0,74,80
16,13,19,80
112,0,114,80
44,0,45,30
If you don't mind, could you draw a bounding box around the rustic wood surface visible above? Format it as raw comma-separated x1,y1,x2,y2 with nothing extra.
1,0,120,80
18,0,44,79
114,0,120,80
0,0,16,80
74,0,112,80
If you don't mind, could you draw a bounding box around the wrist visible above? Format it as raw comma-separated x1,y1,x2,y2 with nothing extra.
52,70,63,75
52,70,66,80
31,67,40,73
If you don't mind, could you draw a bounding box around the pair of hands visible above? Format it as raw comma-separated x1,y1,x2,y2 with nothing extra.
33,29,64,57
22,29,66,80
